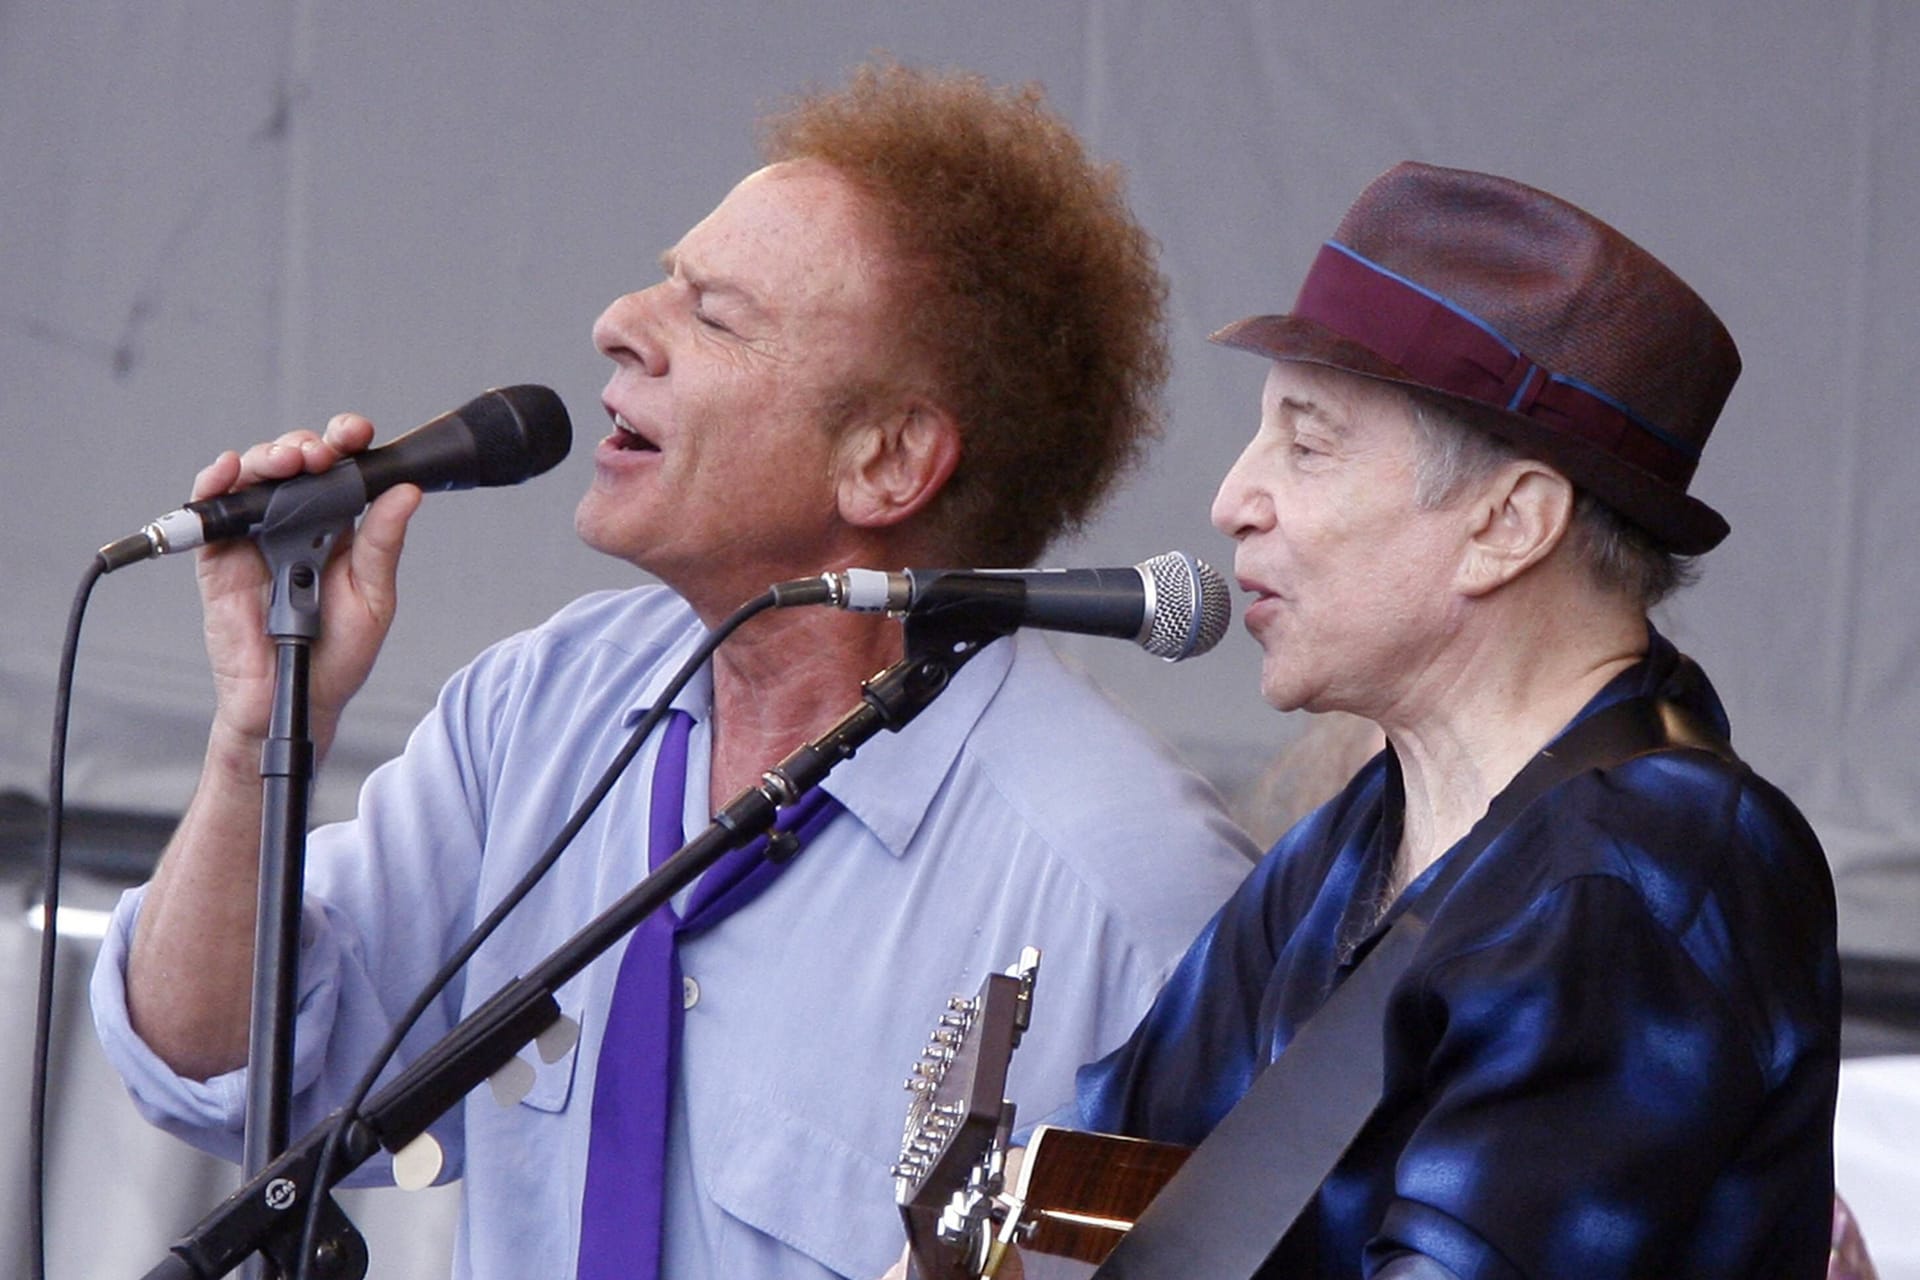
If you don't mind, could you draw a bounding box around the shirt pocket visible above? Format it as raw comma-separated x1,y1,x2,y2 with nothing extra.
706,1090,901,1278
465,956,584,1115
517,990,585,1113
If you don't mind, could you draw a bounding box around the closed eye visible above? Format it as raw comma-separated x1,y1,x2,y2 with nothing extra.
1288,434,1334,466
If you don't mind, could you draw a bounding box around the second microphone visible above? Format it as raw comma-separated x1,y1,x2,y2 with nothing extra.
778,551,1232,662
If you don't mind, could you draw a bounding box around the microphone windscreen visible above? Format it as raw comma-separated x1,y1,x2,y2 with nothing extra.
465,385,573,485
1141,551,1232,661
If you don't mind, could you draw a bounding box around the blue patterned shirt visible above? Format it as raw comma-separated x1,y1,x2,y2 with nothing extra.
1077,631,1840,1279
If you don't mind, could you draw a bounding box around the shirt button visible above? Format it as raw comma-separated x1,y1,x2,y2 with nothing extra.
682,975,701,1010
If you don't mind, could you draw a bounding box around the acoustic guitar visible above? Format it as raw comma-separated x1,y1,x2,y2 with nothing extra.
894,964,1867,1280
891,948,1190,1278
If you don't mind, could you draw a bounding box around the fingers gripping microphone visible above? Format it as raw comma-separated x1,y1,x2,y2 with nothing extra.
783,551,1233,661
97,385,573,571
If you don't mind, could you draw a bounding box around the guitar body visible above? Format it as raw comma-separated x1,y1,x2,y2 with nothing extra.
1001,1127,1191,1265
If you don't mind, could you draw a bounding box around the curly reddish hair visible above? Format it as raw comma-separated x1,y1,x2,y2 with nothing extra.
760,61,1169,566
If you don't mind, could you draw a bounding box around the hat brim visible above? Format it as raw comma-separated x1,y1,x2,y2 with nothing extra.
1210,313,1729,555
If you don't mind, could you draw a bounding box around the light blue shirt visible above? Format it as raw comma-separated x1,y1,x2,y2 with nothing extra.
93,586,1255,1279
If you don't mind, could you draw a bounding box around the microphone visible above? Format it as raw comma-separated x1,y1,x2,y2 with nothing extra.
778,551,1233,661
97,385,573,571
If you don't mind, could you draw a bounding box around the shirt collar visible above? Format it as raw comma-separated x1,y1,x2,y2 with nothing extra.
617,620,1016,861
617,614,719,728
825,635,1014,858
1562,620,1732,740
1347,622,1730,959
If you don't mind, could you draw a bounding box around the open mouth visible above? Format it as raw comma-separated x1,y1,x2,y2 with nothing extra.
609,412,660,452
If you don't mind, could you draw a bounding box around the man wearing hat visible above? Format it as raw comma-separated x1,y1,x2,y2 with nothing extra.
1070,163,1841,1278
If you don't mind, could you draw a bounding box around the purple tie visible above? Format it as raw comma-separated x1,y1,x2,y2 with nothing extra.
576,710,843,1279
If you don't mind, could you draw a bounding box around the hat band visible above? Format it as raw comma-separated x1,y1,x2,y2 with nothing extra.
1295,241,1700,487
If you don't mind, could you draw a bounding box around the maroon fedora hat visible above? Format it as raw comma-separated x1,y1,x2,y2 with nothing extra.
1212,162,1740,553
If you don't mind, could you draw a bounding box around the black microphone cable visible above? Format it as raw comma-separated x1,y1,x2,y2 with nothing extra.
29,553,109,1280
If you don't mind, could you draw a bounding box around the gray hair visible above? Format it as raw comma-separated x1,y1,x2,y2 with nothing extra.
1400,387,1696,609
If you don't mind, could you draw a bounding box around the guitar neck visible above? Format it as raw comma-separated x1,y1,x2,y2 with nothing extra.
1005,1126,1192,1265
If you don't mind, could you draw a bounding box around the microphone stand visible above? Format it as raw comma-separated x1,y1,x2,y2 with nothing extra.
243,487,373,1280
136,602,1015,1280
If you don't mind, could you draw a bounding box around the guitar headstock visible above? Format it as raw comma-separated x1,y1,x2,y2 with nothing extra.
893,947,1040,1280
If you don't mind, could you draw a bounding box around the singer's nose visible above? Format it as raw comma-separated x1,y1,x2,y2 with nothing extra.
593,289,667,377
1211,435,1272,541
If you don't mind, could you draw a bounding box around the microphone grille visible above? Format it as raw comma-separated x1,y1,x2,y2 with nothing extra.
1140,552,1232,661
465,385,574,485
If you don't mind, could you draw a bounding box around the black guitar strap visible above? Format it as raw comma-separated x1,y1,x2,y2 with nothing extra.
1090,688,1739,1279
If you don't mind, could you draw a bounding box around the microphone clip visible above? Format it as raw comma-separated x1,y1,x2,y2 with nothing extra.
899,574,1025,655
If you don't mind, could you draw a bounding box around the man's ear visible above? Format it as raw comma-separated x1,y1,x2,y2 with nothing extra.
1457,461,1574,596
835,399,962,530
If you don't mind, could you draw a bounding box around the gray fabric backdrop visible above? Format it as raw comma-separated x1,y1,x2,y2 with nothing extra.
2,2,1915,1275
